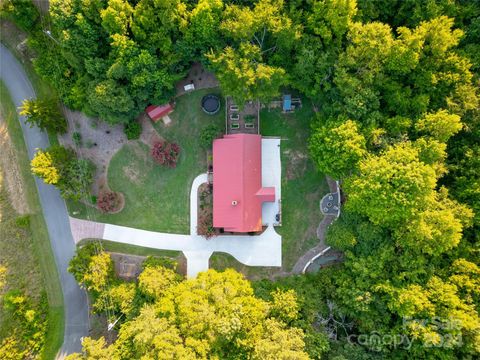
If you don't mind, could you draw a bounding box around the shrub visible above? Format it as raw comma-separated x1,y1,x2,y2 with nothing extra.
151,141,180,168
97,191,122,213
15,215,30,228
200,124,222,148
124,121,142,140
72,132,82,146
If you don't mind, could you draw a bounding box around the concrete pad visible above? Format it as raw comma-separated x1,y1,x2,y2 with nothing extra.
261,138,281,226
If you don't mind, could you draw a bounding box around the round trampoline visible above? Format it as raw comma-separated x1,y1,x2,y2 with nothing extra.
201,94,220,115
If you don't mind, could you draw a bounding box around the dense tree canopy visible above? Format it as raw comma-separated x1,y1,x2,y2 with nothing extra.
67,248,309,359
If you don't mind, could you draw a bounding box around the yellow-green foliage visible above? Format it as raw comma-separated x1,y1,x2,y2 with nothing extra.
68,268,308,359
81,252,113,293
30,149,59,185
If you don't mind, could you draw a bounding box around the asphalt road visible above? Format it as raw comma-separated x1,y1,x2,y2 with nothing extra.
0,44,89,358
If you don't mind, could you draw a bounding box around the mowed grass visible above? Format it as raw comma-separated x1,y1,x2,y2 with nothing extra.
0,81,64,360
210,97,328,276
69,88,224,233
77,239,181,258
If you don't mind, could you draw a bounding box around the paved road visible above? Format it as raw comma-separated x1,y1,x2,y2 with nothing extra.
0,44,89,358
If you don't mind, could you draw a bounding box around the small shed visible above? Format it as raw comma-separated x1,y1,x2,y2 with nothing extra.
282,95,292,112
146,104,173,122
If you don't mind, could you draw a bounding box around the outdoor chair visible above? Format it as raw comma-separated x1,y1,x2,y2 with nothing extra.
231,123,240,129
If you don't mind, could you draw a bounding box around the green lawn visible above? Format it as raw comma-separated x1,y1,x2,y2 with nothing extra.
0,81,64,360
69,88,224,233
210,97,328,276
77,239,181,258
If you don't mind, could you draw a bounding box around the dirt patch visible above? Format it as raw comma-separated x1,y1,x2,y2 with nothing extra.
139,114,163,147
59,108,127,195
109,252,146,280
284,149,308,180
176,62,219,97
122,165,143,185
0,120,30,214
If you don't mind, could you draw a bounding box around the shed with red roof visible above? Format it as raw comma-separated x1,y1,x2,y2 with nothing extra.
212,134,275,233
146,104,173,122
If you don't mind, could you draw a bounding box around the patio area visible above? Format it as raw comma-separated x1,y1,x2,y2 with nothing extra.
226,97,259,134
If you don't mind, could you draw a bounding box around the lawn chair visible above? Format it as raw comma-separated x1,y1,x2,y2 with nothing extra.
230,105,239,112
231,123,240,130
245,123,255,129
230,113,240,121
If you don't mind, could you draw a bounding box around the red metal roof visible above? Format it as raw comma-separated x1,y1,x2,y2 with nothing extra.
212,134,275,233
146,104,173,122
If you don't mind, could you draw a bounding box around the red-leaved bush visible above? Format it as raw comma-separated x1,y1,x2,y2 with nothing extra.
151,141,180,168
97,191,122,213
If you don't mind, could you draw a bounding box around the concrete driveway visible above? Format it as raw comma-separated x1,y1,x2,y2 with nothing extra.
70,139,283,278
0,44,89,357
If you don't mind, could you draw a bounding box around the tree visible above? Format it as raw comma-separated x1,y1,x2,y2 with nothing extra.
70,268,308,359
101,0,133,36
138,265,180,299
93,283,137,316
415,110,463,142
344,142,437,226
309,118,367,178
177,0,225,59
270,289,299,324
19,98,67,134
65,337,117,360
68,246,114,294
252,319,309,360
208,43,287,104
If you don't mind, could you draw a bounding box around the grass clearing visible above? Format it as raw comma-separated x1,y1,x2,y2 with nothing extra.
77,239,181,258
68,88,224,233
0,81,64,360
210,97,328,276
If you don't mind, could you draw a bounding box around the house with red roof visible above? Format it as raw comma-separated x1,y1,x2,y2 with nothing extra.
212,134,276,233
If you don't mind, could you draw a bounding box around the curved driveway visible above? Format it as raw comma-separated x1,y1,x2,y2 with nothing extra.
0,44,88,358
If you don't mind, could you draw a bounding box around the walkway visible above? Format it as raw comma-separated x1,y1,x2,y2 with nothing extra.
70,139,283,278
0,44,89,357
291,176,339,274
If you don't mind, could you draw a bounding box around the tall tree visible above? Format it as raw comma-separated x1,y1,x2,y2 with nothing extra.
309,118,367,178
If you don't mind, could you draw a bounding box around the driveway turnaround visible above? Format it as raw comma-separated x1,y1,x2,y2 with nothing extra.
70,139,283,278
0,44,89,357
